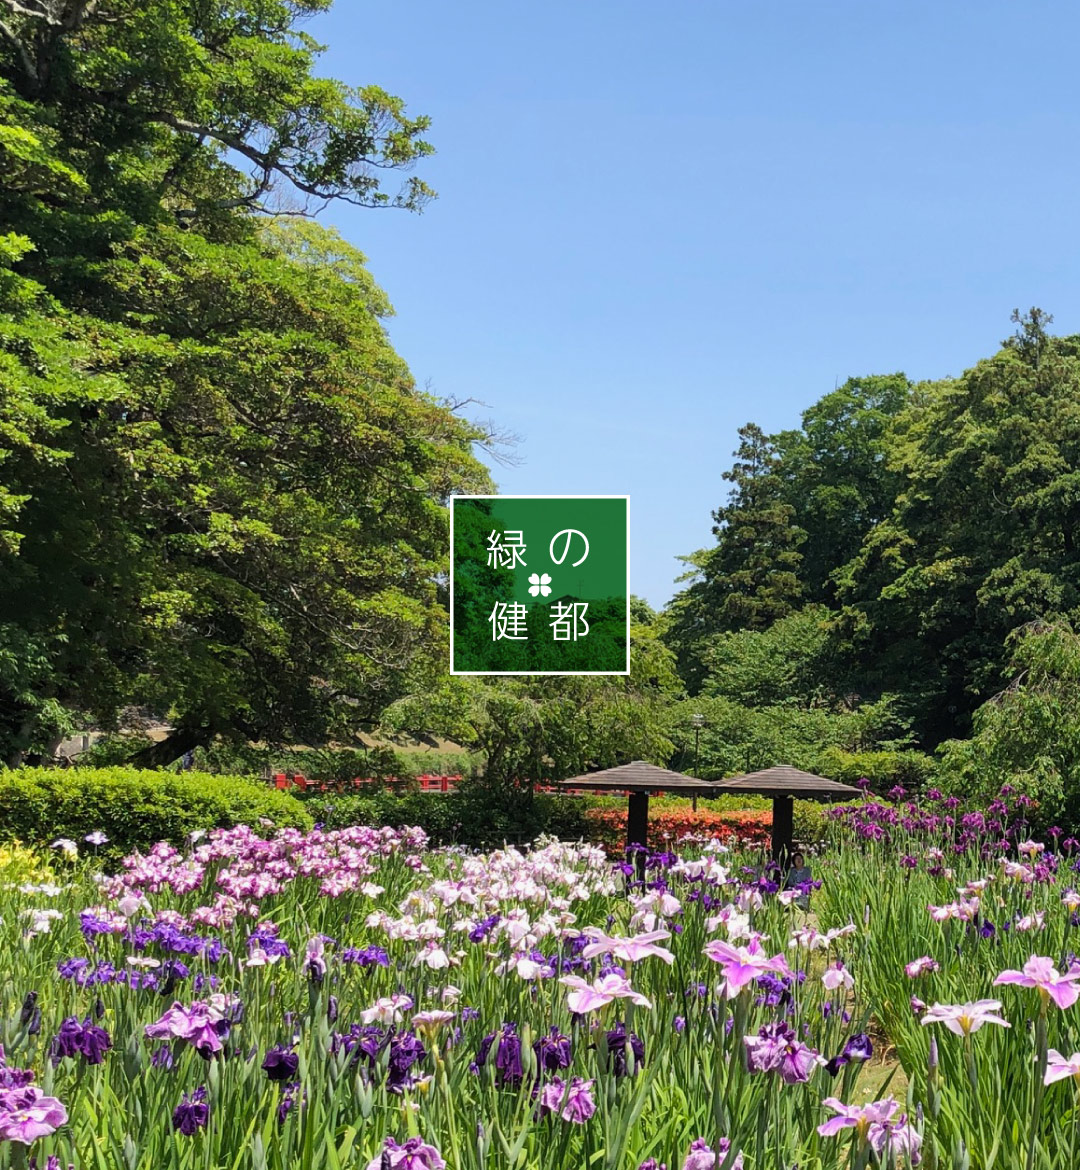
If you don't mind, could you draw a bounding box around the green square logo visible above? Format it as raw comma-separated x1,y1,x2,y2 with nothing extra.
450,495,629,674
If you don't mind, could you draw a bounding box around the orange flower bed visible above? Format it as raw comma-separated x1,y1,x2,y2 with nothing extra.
584,806,772,854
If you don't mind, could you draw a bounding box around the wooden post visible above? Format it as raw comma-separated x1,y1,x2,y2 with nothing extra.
627,792,649,850
771,796,793,866
626,791,650,880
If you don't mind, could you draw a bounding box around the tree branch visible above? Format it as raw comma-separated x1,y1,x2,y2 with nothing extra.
0,14,36,81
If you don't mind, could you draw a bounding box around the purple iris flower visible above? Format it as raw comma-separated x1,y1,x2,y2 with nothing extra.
262,1046,300,1082
341,946,389,968
172,1087,209,1135
606,1023,645,1077
50,1016,112,1066
473,1024,523,1087
534,1027,572,1073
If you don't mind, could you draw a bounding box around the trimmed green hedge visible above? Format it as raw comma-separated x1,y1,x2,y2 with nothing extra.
0,767,312,860
301,782,592,850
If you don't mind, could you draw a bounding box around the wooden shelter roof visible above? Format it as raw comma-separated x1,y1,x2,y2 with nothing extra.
711,764,861,800
556,760,721,795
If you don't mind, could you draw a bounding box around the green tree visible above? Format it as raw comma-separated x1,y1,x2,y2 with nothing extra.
0,4,495,766
699,604,837,709
772,374,910,602
835,310,1080,744
663,424,805,689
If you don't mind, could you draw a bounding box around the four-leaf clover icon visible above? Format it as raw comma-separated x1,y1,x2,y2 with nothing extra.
528,572,552,597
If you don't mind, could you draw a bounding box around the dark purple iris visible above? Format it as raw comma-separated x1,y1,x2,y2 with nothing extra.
468,915,502,944
387,1032,427,1093
50,1016,112,1066
331,1024,386,1069
151,1045,175,1070
606,1022,645,1077
56,958,90,980
473,1023,523,1087
534,1027,572,1073
755,972,791,1008
248,929,292,960
835,1033,873,1067
0,1057,34,1089
262,1046,300,1082
172,1087,209,1135
277,1081,303,1123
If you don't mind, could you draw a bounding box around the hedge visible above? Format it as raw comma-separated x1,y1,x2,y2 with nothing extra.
0,767,312,861
584,807,773,855
300,783,592,850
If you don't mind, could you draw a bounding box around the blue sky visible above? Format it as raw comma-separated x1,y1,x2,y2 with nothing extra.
310,1,1080,608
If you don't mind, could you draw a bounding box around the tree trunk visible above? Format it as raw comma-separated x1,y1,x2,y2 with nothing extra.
128,726,209,769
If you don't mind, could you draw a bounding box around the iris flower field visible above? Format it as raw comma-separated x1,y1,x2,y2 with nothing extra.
2,787,1079,1170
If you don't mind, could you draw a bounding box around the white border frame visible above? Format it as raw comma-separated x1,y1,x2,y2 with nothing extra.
449,494,631,676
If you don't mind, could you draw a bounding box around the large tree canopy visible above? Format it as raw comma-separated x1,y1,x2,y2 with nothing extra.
0,0,435,220
0,2,493,766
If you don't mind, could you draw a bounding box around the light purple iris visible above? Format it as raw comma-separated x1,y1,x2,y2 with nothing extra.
703,938,791,1000
365,1136,445,1170
682,1136,744,1170
920,1000,1010,1037
818,1097,898,1140
144,1000,228,1054
994,956,1080,1010
580,929,675,966
743,1023,820,1083
539,1077,596,1123
1044,1049,1080,1086
559,973,651,1014
0,1086,68,1143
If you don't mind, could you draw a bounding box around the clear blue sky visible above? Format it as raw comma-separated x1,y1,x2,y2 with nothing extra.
311,1,1080,609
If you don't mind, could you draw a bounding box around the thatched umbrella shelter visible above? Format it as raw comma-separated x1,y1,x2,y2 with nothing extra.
711,764,861,863
557,760,721,853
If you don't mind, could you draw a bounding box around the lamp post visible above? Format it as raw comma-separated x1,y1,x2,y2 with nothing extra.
691,713,705,811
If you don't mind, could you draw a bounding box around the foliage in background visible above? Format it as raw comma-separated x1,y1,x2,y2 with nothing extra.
379,612,682,794
664,376,910,691
666,312,1080,768
936,620,1080,831
835,310,1080,745
0,767,311,861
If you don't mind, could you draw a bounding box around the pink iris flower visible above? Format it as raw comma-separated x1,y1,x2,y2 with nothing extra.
539,1077,596,1123
821,962,853,991
818,1097,898,1140
994,956,1080,1010
360,995,415,1026
559,973,652,1014
145,1000,229,1054
905,957,940,978
0,1087,68,1143
703,938,791,999
920,1000,1010,1036
1045,1049,1080,1086
580,929,675,965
